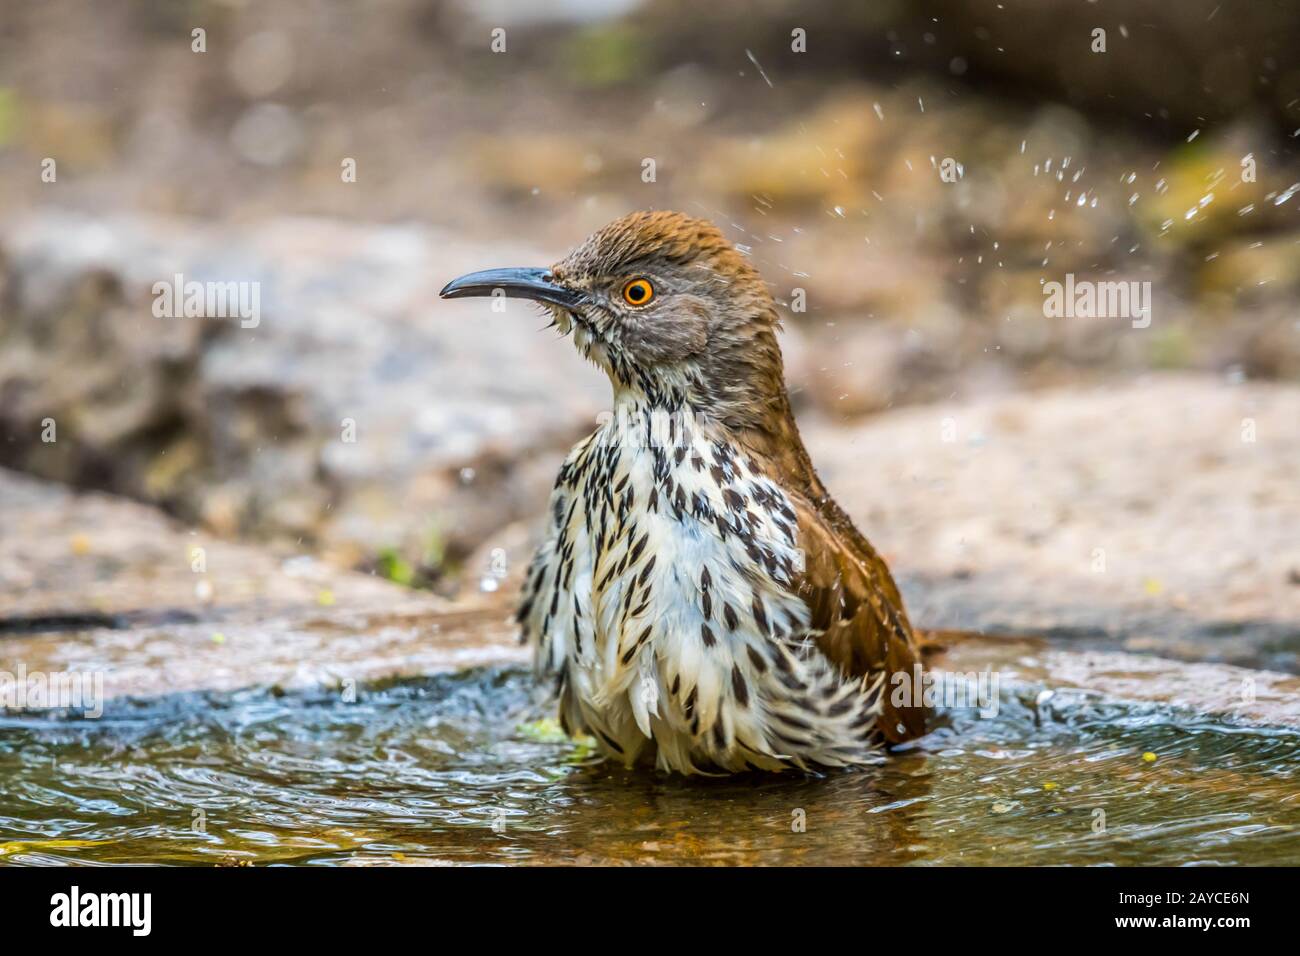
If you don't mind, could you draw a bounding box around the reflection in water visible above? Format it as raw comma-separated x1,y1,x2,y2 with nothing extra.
0,667,1295,865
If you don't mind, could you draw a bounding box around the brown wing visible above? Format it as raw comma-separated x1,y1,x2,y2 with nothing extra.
792,495,929,744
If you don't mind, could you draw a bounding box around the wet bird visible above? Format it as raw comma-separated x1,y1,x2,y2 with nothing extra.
441,211,928,774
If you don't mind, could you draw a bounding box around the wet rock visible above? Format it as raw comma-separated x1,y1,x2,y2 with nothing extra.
935,631,1300,729
0,468,423,620
805,375,1300,671
0,467,525,700
2,602,527,703
3,461,1296,733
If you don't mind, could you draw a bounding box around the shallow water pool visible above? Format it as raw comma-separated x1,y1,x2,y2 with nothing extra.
1,667,1296,865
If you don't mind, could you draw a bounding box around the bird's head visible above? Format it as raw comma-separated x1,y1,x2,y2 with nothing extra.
440,211,789,431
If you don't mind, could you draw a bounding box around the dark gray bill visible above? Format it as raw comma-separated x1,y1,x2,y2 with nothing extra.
439,267,585,309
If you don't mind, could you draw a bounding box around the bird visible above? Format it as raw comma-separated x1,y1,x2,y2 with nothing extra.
441,210,929,774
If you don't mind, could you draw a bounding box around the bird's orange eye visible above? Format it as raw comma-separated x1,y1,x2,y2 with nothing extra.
621,278,654,306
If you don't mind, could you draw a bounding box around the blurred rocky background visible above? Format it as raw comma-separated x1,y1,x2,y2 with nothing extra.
1,0,1297,676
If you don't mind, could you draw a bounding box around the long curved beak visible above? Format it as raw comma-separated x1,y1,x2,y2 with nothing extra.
439,267,585,309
